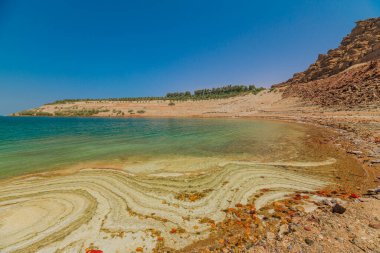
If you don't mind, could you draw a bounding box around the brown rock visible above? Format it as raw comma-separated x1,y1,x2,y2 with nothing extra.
282,18,380,85
305,238,314,245
369,222,380,229
332,204,346,214
304,226,312,231
274,17,380,108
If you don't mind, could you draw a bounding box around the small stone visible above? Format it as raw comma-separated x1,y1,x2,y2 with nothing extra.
369,222,380,229
367,188,380,195
278,224,289,238
245,242,254,250
305,238,314,245
321,199,333,206
332,203,346,214
370,159,380,164
304,226,312,231
347,150,363,155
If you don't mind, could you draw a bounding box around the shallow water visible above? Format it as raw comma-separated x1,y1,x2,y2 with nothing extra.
0,116,366,252
1,116,315,178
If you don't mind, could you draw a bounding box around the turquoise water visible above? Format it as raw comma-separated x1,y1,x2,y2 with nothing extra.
0,116,312,179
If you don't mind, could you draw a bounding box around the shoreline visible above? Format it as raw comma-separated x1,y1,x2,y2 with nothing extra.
11,107,380,189
2,107,380,252
176,114,380,252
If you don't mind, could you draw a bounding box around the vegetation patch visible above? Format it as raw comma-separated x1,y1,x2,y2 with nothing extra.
54,109,103,117
35,112,53,116
18,110,37,116
18,110,53,116
112,109,124,116
166,85,264,100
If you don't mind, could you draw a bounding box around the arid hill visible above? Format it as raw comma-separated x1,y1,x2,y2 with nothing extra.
282,18,380,84
277,17,380,108
283,60,380,108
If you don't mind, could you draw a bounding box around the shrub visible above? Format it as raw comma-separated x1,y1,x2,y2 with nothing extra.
53,109,100,117
18,110,36,116
114,110,123,115
35,111,53,116
137,110,145,114
54,111,65,116
168,101,175,106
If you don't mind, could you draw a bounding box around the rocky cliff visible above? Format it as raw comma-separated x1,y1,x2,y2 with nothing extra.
278,17,380,107
284,60,380,107
285,18,380,85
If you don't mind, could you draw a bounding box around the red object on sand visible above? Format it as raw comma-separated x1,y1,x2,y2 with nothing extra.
350,193,360,198
86,250,103,253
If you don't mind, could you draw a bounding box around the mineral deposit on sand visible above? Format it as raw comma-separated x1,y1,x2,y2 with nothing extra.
0,156,337,253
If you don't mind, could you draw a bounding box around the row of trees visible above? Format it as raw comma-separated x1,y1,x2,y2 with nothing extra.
47,85,265,105
194,85,261,97
166,91,192,98
167,85,264,100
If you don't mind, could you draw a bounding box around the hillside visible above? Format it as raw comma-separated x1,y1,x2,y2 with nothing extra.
283,60,380,107
281,18,380,85
277,17,380,107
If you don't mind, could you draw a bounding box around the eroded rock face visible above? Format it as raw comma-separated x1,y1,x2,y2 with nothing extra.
285,18,380,85
277,17,380,108
283,60,380,107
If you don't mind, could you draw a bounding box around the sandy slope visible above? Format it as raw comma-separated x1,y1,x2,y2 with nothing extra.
25,89,290,118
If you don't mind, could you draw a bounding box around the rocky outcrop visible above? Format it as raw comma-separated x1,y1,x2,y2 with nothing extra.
283,60,380,107
278,17,380,107
284,18,380,85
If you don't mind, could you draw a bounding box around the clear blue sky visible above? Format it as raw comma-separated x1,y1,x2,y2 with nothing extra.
0,0,379,115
